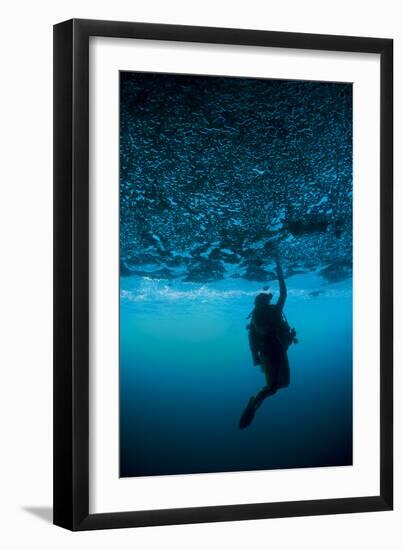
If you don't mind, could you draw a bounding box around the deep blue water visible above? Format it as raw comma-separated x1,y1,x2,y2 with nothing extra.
120,273,352,477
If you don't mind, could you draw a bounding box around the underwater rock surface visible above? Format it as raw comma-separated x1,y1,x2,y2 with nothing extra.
120,73,352,284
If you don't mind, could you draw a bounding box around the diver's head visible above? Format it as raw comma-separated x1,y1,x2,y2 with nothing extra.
254,292,273,307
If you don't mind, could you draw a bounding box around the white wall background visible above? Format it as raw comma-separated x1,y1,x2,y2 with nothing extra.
0,0,400,548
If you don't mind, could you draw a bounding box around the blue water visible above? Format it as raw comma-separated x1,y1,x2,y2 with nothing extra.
120,273,352,477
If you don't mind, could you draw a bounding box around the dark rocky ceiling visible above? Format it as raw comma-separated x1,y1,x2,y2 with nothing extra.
120,72,352,285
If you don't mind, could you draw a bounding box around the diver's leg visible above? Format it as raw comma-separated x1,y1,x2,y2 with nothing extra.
239,357,274,429
239,355,279,429
253,356,279,409
277,352,290,389
253,385,277,410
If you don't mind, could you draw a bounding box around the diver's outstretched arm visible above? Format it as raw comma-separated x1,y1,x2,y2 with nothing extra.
276,257,287,310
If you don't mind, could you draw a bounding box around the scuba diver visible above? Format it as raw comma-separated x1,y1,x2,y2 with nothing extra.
239,256,297,429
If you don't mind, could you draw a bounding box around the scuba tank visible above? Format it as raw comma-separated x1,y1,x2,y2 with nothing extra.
246,308,298,362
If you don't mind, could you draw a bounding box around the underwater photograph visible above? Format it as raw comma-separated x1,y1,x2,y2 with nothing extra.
119,71,353,478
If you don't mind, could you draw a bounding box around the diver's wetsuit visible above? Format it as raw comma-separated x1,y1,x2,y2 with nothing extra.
239,259,289,428
251,304,290,408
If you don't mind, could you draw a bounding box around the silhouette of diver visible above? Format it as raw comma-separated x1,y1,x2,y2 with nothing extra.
239,256,294,429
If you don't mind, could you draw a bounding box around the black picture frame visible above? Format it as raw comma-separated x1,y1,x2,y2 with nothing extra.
53,18,393,531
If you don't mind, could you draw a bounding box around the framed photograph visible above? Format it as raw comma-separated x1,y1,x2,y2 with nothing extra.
53,19,393,530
